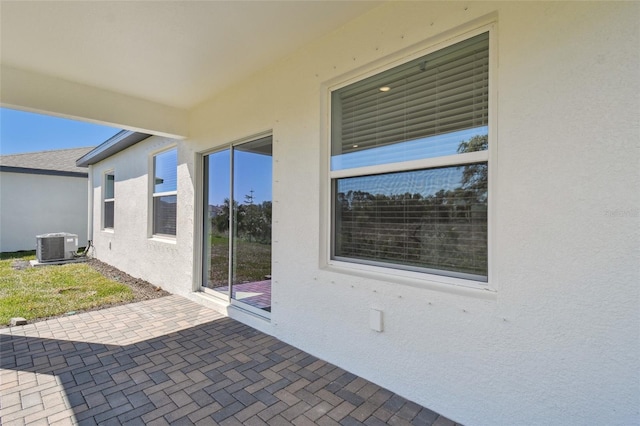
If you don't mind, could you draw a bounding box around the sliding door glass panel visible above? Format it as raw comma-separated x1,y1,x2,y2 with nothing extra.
204,149,231,298
231,137,272,313
203,137,273,316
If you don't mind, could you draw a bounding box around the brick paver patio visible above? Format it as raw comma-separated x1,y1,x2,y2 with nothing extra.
0,295,459,425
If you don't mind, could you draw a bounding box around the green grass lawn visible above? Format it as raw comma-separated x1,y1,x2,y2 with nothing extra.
208,236,271,286
0,252,134,326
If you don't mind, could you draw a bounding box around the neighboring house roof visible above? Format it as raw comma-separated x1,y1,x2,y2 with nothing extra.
0,146,95,177
76,130,151,167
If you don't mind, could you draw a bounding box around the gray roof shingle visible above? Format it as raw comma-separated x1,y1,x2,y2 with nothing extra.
0,147,94,175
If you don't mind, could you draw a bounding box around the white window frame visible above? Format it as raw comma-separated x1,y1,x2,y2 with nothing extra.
103,170,115,231
150,147,178,239
322,23,497,293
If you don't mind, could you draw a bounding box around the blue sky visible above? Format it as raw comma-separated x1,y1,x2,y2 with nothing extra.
1,107,273,204
0,107,120,155
207,148,272,206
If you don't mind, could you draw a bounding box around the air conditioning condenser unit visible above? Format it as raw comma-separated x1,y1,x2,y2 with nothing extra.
36,233,78,262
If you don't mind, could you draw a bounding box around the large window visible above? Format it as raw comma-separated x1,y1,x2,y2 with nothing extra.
103,172,115,229
152,148,177,237
330,31,490,282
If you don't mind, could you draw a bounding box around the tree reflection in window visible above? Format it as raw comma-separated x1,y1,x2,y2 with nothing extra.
335,135,488,280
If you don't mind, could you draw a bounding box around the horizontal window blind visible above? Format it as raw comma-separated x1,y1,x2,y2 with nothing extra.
104,201,114,229
334,164,488,280
332,32,489,157
153,195,177,236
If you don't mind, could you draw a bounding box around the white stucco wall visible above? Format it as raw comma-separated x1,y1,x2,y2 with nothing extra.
186,2,639,425
90,2,639,425
0,172,89,252
88,137,193,296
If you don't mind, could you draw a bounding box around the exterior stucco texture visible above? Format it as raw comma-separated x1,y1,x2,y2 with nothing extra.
88,2,639,425
0,172,88,252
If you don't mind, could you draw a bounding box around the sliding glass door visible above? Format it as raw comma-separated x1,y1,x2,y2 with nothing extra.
203,136,272,316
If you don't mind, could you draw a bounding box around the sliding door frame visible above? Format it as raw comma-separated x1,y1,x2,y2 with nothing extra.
200,131,273,319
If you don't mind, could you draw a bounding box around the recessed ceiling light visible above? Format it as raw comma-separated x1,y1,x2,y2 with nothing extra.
352,144,359,148
379,86,391,92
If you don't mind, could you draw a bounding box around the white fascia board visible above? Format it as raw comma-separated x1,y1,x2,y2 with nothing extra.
0,65,189,139
76,131,151,167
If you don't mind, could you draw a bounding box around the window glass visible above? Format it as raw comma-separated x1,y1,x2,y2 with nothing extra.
331,32,490,281
154,149,177,193
104,173,115,229
331,32,488,171
153,149,177,236
104,201,114,229
105,174,115,199
153,195,177,236
203,136,273,317
335,163,487,280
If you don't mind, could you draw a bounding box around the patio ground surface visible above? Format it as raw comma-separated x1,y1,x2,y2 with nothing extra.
0,295,459,425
